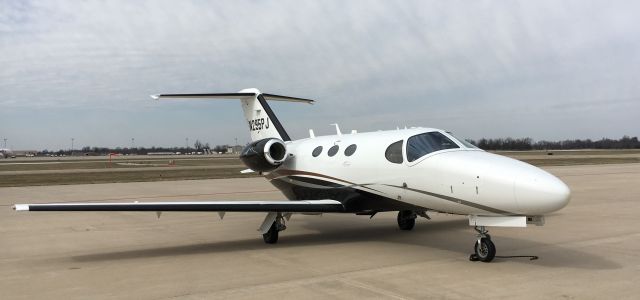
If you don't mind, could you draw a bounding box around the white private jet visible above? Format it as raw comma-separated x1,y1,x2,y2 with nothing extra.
0,148,14,158
13,88,570,262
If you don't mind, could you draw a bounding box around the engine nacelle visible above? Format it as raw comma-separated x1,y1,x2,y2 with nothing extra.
239,138,288,172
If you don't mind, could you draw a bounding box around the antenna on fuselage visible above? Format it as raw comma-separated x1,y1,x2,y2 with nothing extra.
330,124,342,136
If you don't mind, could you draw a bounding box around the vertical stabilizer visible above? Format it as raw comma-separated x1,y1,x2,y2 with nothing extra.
239,88,290,141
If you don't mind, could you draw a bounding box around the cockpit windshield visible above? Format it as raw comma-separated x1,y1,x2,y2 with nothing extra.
406,132,459,162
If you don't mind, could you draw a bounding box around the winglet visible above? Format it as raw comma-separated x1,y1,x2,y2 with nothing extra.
150,95,160,100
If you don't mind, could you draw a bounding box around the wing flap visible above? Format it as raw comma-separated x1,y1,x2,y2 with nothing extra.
13,200,344,213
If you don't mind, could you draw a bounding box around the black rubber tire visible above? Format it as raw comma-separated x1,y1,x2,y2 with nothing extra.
397,210,416,231
262,222,279,244
474,238,496,262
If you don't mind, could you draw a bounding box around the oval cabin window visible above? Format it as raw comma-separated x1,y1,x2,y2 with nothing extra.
344,144,357,156
312,146,323,157
327,145,339,157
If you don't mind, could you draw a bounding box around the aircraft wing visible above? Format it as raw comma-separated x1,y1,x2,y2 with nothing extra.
13,200,345,213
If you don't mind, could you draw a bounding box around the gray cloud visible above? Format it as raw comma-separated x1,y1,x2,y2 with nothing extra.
1,0,639,149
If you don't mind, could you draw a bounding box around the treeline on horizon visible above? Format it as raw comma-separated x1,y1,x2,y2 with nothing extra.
467,135,640,151
37,135,640,155
40,139,234,155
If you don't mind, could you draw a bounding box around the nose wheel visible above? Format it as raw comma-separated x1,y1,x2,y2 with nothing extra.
469,226,496,262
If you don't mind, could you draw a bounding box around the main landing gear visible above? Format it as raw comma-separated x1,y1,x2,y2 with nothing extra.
397,210,417,230
469,226,496,262
262,213,287,244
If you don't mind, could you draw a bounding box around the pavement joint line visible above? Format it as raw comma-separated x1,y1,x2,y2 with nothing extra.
208,257,460,298
558,171,640,177
553,232,640,248
339,278,411,300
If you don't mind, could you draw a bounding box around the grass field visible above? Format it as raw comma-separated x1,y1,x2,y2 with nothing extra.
0,155,257,187
495,149,640,166
1,150,639,187
0,167,256,187
495,149,640,156
0,157,240,171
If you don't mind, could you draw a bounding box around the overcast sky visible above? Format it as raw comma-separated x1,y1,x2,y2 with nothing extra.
1,0,639,150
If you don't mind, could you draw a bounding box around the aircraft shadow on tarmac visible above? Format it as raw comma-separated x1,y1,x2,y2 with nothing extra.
71,218,619,270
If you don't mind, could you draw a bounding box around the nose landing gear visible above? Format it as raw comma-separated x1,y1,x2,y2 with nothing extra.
469,226,496,262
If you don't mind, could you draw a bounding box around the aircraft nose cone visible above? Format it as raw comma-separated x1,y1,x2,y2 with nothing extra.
515,170,571,214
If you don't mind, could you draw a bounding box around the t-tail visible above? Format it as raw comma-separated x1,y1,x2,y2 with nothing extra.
152,88,314,172
151,88,314,142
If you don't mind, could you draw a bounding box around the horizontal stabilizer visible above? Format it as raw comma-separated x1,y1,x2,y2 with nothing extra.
151,93,314,104
263,93,315,104
13,200,344,213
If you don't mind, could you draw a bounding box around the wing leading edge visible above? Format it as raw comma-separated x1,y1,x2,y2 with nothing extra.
13,200,344,213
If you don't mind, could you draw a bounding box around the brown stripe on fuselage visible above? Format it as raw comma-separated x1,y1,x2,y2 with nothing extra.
267,169,384,194
267,170,514,215
383,184,515,215
267,169,357,185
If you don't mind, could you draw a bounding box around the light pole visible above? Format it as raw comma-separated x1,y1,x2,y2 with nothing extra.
234,138,238,154
71,138,74,153
186,137,189,150
3,138,6,148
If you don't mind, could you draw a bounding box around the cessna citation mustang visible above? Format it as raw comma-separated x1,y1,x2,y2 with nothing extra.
13,88,571,262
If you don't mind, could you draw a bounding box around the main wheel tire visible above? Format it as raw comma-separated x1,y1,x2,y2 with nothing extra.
397,210,416,231
474,238,496,262
262,222,279,244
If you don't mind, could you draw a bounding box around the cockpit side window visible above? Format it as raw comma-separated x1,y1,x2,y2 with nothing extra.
385,140,404,164
447,132,479,149
458,138,478,149
407,132,459,162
